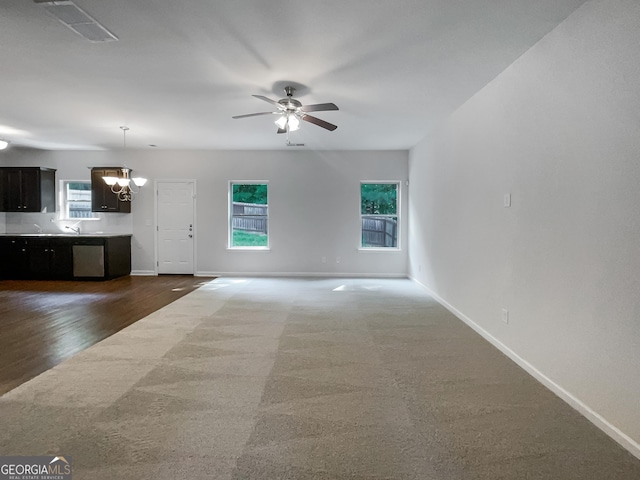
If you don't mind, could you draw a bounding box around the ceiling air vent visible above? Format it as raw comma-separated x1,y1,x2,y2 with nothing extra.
34,0,118,43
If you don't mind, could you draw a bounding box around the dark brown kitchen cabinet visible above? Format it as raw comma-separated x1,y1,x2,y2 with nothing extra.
25,238,73,279
0,237,29,278
91,167,131,213
0,167,56,213
0,235,130,280
0,237,72,279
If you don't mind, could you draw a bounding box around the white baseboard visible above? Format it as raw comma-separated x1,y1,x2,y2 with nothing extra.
131,270,408,279
196,271,408,278
410,276,640,461
130,270,156,276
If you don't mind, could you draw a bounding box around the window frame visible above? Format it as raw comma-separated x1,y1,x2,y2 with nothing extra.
59,179,99,220
228,181,270,251
359,181,401,251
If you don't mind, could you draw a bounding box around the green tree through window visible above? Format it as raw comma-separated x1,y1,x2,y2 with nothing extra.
232,184,268,205
361,183,397,215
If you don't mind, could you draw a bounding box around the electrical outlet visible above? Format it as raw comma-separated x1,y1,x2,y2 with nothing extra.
501,308,509,325
504,193,511,208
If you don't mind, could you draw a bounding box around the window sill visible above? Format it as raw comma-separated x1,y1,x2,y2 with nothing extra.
60,217,100,221
227,247,270,252
358,247,401,252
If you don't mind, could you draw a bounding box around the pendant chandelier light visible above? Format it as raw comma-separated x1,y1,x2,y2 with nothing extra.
102,126,147,201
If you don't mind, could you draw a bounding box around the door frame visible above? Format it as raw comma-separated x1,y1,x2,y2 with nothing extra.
154,179,197,275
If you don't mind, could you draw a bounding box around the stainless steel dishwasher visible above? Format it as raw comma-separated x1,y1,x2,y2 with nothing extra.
72,244,105,277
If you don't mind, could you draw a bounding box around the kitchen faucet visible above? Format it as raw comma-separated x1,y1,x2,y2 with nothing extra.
34,223,43,233
65,226,81,234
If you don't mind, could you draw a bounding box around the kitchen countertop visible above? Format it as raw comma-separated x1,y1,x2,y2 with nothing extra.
0,233,133,238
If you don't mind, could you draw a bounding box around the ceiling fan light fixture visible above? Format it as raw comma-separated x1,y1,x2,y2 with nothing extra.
275,114,300,132
274,115,287,129
288,115,300,131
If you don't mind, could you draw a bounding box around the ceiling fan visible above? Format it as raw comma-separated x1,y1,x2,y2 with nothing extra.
232,86,339,135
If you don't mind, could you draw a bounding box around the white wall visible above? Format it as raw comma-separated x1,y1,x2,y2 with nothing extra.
1,149,408,277
409,0,640,455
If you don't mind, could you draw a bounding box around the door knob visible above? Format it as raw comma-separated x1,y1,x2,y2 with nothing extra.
188,234,193,238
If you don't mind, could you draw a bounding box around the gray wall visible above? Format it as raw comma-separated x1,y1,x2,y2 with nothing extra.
408,0,640,455
1,149,408,277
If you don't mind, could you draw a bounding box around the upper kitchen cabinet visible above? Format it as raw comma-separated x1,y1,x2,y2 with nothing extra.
91,167,131,213
0,167,56,213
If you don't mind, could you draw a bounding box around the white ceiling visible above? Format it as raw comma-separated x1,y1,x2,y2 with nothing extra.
0,0,587,151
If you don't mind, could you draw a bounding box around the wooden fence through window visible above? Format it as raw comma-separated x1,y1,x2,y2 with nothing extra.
232,202,268,234
362,216,397,247
233,204,396,246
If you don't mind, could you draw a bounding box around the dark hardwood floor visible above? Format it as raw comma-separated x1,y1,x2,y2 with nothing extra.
0,275,208,396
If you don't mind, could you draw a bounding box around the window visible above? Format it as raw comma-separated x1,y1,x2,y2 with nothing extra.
229,182,268,248
61,180,97,219
360,182,399,248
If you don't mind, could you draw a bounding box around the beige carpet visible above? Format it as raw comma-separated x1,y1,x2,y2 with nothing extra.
1,277,639,479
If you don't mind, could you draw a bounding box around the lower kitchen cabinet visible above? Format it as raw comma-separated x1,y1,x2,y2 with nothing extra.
0,237,29,279
25,238,73,279
0,235,131,280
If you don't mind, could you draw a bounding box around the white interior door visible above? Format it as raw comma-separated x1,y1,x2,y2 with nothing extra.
157,181,195,274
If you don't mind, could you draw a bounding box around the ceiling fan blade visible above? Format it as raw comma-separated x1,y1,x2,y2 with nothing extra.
302,115,338,131
232,112,277,119
276,128,287,134
253,95,285,110
300,103,339,113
